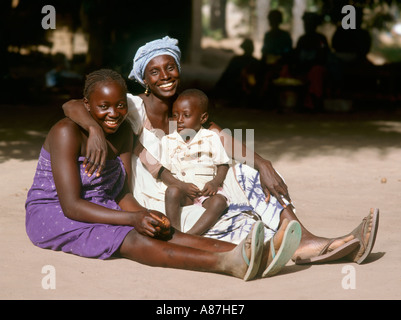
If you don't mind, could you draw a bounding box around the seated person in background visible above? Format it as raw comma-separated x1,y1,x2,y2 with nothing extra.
213,38,261,107
260,10,293,107
161,89,230,235
293,12,329,110
261,9,293,65
331,6,371,66
330,6,372,96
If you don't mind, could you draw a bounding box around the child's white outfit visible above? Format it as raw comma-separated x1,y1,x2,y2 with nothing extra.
160,127,230,205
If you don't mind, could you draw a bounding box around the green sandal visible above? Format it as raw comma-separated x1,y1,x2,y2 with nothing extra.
243,221,265,281
263,220,302,277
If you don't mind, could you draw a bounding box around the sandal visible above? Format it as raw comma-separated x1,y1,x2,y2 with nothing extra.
295,238,360,264
347,208,379,264
263,220,302,277
242,221,265,281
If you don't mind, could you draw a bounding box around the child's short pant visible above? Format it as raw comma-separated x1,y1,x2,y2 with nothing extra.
193,187,230,207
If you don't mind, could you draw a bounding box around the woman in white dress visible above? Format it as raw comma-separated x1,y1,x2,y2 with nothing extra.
63,36,379,265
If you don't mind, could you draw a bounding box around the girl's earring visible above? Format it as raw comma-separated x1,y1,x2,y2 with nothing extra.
144,85,150,96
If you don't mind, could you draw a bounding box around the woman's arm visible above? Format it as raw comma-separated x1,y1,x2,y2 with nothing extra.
47,119,162,237
62,99,108,176
209,121,290,207
48,119,132,225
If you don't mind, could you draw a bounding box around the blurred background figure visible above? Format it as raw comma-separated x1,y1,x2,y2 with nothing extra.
291,12,329,111
259,9,294,109
213,38,261,108
332,6,371,66
329,6,373,101
261,9,293,65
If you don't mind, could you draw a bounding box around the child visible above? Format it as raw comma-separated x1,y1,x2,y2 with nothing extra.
160,89,230,235
25,69,266,281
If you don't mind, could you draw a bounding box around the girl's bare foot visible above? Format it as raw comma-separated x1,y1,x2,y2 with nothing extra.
220,221,264,280
258,219,290,276
258,219,301,277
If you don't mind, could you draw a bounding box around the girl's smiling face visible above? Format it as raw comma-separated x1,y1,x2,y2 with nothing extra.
84,81,128,135
143,55,180,99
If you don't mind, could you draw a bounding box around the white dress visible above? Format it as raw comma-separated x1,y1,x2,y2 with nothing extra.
126,94,288,243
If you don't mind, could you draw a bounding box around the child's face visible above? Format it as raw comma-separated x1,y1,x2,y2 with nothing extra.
171,96,207,133
84,81,128,135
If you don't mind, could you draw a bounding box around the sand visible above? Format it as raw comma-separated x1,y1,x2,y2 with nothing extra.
0,102,400,300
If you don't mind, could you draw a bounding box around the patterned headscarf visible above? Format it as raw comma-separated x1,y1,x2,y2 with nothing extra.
128,36,181,87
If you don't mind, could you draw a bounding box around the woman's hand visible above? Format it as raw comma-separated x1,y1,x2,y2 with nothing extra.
130,209,172,239
148,210,172,238
62,98,108,176
83,125,108,177
258,159,291,207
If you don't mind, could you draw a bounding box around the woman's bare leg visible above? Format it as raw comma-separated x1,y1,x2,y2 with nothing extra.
169,229,236,252
280,204,373,261
118,229,247,278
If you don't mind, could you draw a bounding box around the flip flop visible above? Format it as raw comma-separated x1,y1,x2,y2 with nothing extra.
295,238,360,265
243,221,265,281
347,208,379,264
262,220,302,277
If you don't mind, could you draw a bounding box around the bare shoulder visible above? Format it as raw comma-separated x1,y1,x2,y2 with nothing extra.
50,118,83,139
43,118,83,150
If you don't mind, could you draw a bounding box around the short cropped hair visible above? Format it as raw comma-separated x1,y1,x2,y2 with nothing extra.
178,88,209,113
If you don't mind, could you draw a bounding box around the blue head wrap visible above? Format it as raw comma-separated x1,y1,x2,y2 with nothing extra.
128,36,181,87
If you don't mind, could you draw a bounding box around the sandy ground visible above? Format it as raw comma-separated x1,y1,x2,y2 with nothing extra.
0,98,400,301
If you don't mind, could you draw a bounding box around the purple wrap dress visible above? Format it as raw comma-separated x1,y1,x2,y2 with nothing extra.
25,147,134,259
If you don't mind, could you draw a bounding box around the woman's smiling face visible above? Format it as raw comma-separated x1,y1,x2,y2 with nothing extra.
143,55,180,98
84,81,128,135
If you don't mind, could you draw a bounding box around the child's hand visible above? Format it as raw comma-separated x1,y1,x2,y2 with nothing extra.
201,181,219,196
182,183,202,199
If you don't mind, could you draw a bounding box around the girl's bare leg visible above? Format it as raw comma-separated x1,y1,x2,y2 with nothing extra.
118,229,248,278
169,229,235,252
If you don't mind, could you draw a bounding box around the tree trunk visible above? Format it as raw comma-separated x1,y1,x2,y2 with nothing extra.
210,0,227,37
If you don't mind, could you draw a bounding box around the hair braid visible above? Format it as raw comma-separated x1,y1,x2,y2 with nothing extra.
83,69,127,99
